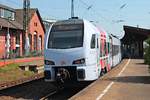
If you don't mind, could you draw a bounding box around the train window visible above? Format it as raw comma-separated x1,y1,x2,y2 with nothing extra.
97,38,99,48
48,24,84,49
112,45,119,56
102,40,105,56
104,42,107,56
100,39,104,57
100,41,102,57
110,43,112,55
104,41,106,56
91,34,96,49
107,42,109,54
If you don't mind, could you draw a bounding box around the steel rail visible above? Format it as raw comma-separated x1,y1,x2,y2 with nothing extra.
0,73,44,90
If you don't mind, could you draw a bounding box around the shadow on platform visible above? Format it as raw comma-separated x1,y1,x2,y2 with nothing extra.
105,76,150,84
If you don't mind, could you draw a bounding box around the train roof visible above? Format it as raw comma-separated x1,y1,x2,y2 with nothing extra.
53,18,84,25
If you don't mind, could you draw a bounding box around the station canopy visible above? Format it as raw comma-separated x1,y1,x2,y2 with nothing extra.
122,25,150,44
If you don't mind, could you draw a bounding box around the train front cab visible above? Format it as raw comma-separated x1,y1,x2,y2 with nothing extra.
44,19,101,82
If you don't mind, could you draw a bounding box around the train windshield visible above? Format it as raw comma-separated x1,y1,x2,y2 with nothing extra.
48,24,84,49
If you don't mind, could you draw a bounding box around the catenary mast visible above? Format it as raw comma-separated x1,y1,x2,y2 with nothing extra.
23,0,30,55
71,0,74,18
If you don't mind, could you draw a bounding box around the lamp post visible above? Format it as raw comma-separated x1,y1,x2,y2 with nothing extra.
23,0,30,56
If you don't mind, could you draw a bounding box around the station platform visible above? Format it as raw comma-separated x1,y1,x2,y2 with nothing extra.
70,59,150,100
0,56,43,67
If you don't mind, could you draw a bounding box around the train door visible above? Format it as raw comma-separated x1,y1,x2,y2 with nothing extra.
90,34,97,64
100,31,107,75
105,34,111,72
90,34,99,78
96,34,101,76
104,39,107,72
100,36,105,75
109,36,113,67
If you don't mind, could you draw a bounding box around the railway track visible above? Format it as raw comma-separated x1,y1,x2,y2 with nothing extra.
0,73,44,90
1,60,126,100
0,78,88,100
40,87,64,100
0,78,56,100
40,82,92,100
41,86,89,100
0,63,91,100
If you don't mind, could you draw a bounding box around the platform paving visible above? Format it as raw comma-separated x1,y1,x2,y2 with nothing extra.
70,59,150,100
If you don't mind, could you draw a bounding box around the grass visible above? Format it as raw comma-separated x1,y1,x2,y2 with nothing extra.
0,63,19,73
0,63,35,84
23,71,34,76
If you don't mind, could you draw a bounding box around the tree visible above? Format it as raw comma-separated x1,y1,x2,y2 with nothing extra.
144,38,150,66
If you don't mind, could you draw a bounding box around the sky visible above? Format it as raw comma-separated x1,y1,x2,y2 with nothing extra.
0,0,150,39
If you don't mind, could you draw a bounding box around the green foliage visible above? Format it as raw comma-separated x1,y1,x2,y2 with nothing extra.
23,71,34,77
25,50,43,57
146,38,150,43
0,63,35,82
144,38,150,66
0,63,19,73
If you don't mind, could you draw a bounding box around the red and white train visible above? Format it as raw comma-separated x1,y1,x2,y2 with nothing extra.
44,18,121,83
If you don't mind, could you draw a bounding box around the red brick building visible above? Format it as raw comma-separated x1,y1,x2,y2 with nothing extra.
0,4,45,59
16,8,45,54
0,4,23,58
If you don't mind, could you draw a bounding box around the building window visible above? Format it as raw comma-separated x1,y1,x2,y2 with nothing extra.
34,33,37,50
28,34,32,51
16,33,20,45
0,9,15,20
34,22,37,27
38,35,42,51
4,9,11,19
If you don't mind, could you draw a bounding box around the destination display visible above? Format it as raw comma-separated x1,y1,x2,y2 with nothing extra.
51,24,83,31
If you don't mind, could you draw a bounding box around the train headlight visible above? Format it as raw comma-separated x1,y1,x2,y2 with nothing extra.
73,58,85,65
44,60,55,65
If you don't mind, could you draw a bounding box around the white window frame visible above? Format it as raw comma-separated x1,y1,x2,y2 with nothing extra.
1,9,4,18
11,12,15,20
